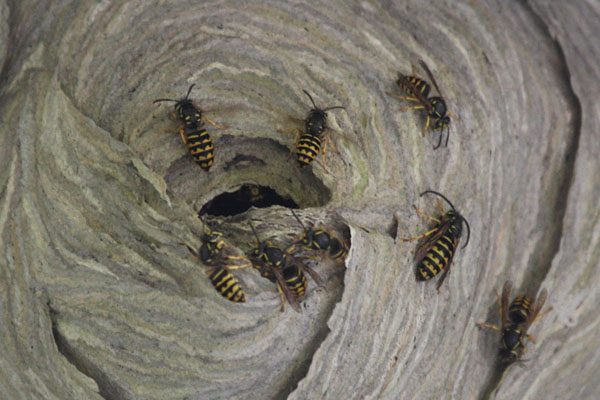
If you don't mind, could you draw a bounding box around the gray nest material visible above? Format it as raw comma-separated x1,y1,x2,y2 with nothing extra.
0,1,598,400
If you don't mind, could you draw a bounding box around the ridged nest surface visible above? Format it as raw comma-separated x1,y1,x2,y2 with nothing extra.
0,1,599,399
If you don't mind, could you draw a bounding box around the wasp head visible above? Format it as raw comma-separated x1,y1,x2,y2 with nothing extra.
306,109,328,137
434,115,450,130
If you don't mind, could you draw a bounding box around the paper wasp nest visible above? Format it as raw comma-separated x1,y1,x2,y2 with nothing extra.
0,1,598,399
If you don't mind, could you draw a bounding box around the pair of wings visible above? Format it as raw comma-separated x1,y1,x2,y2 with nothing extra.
501,280,548,334
265,254,323,313
415,216,460,265
397,60,446,113
414,216,460,291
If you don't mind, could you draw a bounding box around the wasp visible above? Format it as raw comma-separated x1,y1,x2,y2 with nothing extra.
287,210,349,263
389,60,455,149
398,190,471,291
248,222,322,312
154,84,227,171
246,184,265,204
182,226,251,303
477,280,551,362
282,90,345,172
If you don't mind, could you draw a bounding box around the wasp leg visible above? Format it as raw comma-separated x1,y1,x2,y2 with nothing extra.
422,115,431,137
181,243,200,259
295,253,321,263
204,267,217,276
435,199,445,216
322,131,341,155
276,281,286,312
204,118,229,130
525,334,536,344
399,104,427,111
413,204,441,224
285,242,300,254
434,130,443,150
224,259,252,270
533,306,553,324
401,227,439,242
477,289,504,328
476,322,502,331
178,127,188,144
448,110,460,121
285,113,306,123
224,254,249,261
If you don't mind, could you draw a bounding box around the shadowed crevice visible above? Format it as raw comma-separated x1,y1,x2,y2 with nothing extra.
200,184,298,217
48,303,121,400
520,2,583,292
275,269,346,400
479,2,583,399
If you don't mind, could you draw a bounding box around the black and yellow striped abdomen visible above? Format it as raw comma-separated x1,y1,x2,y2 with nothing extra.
183,128,214,171
416,234,456,281
397,76,431,98
328,237,349,263
209,267,246,303
282,265,307,298
508,295,532,324
296,133,322,167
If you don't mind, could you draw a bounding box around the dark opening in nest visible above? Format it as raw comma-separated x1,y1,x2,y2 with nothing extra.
199,184,298,217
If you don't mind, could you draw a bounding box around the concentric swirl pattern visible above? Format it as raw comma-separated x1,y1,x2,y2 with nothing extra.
1,1,599,399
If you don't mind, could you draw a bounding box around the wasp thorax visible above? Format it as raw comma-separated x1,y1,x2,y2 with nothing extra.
429,97,447,117
176,100,202,128
444,211,462,236
199,243,214,264
312,230,332,250
502,325,522,349
306,109,328,136
265,246,285,265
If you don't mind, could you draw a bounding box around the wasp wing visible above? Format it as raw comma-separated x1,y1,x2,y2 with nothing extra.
501,280,513,329
272,266,302,313
434,237,460,292
414,218,453,263
522,288,548,335
291,256,324,287
396,73,434,113
419,60,445,100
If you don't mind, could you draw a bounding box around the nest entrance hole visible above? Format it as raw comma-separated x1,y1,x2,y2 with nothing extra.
199,184,298,217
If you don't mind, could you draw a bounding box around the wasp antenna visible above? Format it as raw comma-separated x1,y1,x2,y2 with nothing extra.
419,190,456,212
290,209,307,230
323,105,345,112
462,216,471,248
249,221,261,244
184,84,196,100
444,125,450,148
302,90,318,110
434,131,443,150
153,98,178,104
